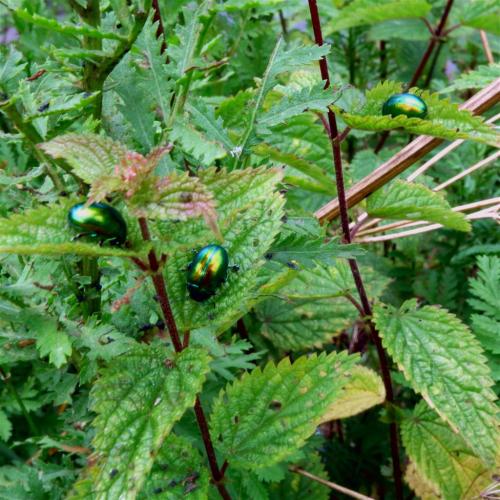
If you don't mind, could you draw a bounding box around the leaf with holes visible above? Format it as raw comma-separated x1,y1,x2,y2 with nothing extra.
374,299,499,465
210,351,358,469
137,434,210,499
402,400,498,499
367,180,470,231
80,345,210,499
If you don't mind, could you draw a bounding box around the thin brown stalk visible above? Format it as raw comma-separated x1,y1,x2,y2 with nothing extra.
316,78,500,223
356,205,498,242
307,2,403,498
290,466,375,500
434,150,500,191
480,30,494,64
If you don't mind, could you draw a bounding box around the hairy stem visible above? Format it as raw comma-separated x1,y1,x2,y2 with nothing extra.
307,2,403,498
137,218,231,499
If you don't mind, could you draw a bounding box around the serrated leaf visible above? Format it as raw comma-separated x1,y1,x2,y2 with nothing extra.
40,133,128,185
0,411,12,442
441,64,500,94
333,81,499,145
367,179,470,231
162,167,285,333
186,101,235,152
258,84,339,128
257,295,358,350
0,47,26,88
404,461,441,500
402,401,498,499
0,200,146,258
129,170,218,236
34,318,72,368
456,0,500,34
14,9,124,40
210,351,358,469
374,299,499,465
236,39,330,161
138,434,210,499
267,233,364,267
84,345,210,499
170,118,226,166
468,255,500,319
135,16,172,126
327,0,432,32
253,143,335,195
319,366,385,422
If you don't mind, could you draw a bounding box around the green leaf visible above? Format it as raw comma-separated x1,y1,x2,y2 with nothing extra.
236,39,330,161
441,63,500,94
404,461,441,500
138,434,210,499
162,167,285,333
0,47,26,89
257,295,358,350
82,345,210,499
34,318,72,368
333,81,499,145
215,0,285,11
170,118,227,166
0,411,12,442
258,84,339,128
0,200,146,258
210,351,358,469
186,101,235,153
319,366,385,422
326,0,432,32
366,179,470,231
373,299,499,465
40,133,128,185
14,9,124,40
456,0,500,34
402,401,497,499
253,143,335,195
135,16,172,126
468,255,500,319
267,233,365,268
468,256,500,379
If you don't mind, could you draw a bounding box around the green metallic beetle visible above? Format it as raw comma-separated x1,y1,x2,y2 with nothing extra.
382,93,427,119
186,244,238,302
68,202,127,246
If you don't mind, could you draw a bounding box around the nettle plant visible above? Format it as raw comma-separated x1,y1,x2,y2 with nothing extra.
0,0,499,499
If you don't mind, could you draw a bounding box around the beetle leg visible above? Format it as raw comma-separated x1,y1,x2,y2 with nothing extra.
71,232,91,242
230,264,240,273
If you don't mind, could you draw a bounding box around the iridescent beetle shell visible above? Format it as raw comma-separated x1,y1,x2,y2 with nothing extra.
187,244,229,302
68,202,127,246
382,93,428,119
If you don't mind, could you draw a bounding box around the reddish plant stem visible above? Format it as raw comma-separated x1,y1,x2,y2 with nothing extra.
152,0,167,54
137,218,231,499
194,397,232,500
307,2,403,498
375,0,455,153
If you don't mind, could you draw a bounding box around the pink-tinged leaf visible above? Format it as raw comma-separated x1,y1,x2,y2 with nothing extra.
130,172,220,238
39,134,128,184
